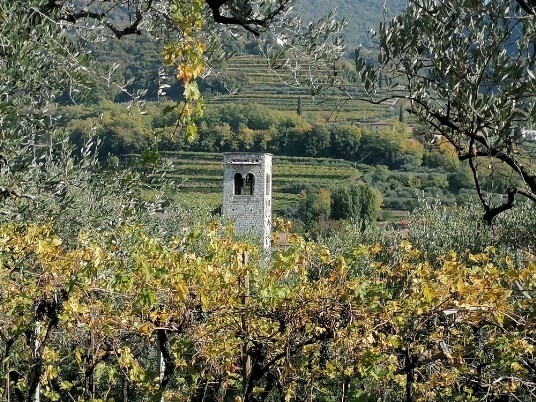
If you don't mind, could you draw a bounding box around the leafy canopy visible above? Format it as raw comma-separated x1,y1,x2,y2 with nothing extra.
357,0,536,222
0,221,534,401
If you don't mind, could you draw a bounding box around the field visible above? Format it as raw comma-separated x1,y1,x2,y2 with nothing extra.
150,150,448,223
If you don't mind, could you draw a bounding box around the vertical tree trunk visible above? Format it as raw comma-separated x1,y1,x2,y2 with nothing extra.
27,293,65,402
4,358,9,402
341,377,350,402
32,322,41,402
89,330,95,399
157,341,165,402
156,329,176,401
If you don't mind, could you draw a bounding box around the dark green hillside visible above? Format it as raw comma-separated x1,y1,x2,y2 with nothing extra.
80,1,408,105
294,0,407,46
83,41,397,125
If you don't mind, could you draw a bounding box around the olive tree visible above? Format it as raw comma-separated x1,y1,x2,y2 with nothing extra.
1,0,346,212
357,0,536,223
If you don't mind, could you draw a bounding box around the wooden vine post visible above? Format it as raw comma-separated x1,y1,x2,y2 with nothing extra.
241,250,251,399
157,343,165,402
34,322,40,402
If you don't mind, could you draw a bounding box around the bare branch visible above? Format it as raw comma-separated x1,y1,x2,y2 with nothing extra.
205,0,290,36
516,0,536,15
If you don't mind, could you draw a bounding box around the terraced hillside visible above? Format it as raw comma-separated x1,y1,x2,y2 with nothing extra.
149,151,466,222
203,55,396,124
157,151,368,217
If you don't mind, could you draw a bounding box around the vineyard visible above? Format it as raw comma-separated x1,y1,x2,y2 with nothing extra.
203,55,396,124
155,151,367,217
150,151,451,223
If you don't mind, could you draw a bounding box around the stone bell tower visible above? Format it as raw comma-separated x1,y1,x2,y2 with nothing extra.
222,153,272,249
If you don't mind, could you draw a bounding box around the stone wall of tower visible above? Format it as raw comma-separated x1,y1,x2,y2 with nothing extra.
222,153,272,249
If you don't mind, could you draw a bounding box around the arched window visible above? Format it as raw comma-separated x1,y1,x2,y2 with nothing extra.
244,173,255,195
234,173,244,195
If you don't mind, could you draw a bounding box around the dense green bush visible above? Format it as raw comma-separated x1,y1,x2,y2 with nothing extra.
383,197,418,210
297,185,332,231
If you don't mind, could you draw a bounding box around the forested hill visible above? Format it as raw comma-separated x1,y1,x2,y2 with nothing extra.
294,0,407,46
85,0,407,102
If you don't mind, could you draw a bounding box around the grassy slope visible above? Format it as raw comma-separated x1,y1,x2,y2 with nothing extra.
200,1,409,122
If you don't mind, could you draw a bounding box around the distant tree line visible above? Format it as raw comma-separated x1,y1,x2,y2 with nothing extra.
192,104,426,170
63,101,434,170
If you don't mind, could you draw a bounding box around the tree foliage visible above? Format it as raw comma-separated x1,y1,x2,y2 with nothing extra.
330,184,382,225
0,220,534,401
2,1,536,401
357,0,536,222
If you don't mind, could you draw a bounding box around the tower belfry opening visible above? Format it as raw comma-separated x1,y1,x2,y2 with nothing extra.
245,173,254,195
234,173,244,195
222,153,272,249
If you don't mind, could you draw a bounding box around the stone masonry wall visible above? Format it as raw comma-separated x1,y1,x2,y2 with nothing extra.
222,153,272,249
